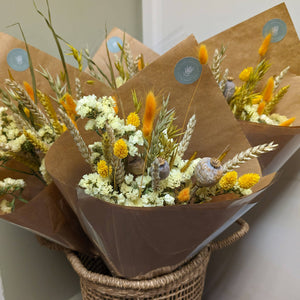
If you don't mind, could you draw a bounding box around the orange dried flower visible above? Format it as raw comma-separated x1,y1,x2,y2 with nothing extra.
177,187,190,203
142,91,157,138
137,58,143,71
60,93,77,119
198,44,208,65
262,77,274,103
23,81,34,101
279,117,296,127
257,101,266,115
112,96,119,114
60,93,78,128
259,33,272,57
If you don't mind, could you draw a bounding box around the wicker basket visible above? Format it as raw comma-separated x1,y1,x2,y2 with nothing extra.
63,219,249,300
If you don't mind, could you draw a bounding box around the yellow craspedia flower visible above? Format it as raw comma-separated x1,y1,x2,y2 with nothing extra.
113,139,128,159
238,173,260,189
177,187,190,203
126,112,140,127
219,171,238,190
239,67,253,81
198,44,208,65
97,160,112,178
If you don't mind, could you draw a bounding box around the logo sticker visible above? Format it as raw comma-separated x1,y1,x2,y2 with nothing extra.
174,57,202,85
263,19,287,43
107,36,123,53
7,48,29,71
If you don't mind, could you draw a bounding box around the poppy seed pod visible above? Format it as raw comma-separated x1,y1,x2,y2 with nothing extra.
158,158,170,179
194,157,223,187
223,77,235,102
127,156,144,176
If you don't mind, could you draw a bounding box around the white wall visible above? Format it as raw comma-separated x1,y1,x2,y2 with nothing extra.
0,1,141,299
142,1,300,299
143,0,300,54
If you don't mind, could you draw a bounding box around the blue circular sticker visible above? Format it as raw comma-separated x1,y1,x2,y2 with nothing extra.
263,19,287,43
7,48,29,71
107,36,123,53
174,57,202,85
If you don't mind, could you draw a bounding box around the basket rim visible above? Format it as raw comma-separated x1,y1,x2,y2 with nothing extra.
65,246,211,290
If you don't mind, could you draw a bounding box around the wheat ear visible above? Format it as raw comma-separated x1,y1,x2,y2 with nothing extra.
5,79,48,126
177,114,196,158
151,158,160,192
58,108,92,167
274,66,290,90
223,141,278,172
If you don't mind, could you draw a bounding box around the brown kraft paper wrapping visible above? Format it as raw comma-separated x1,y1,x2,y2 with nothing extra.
202,3,300,174
0,32,112,99
45,35,277,279
88,27,159,79
0,32,112,249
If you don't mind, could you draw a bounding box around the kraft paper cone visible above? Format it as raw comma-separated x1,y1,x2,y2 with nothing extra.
0,32,113,248
45,35,276,278
1,182,96,254
87,27,159,82
203,3,299,78
202,3,300,174
0,32,112,97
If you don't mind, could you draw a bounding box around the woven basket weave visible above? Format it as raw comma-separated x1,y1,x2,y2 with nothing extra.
63,219,249,300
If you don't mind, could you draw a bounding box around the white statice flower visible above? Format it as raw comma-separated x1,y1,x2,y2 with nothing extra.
141,192,164,207
128,130,144,146
113,192,126,205
160,158,200,190
258,114,278,125
244,104,288,125
76,94,99,118
106,115,124,133
120,182,139,202
0,135,7,143
0,178,25,194
0,199,12,214
40,159,52,185
164,194,175,205
0,107,8,114
239,188,253,196
85,119,96,131
115,76,126,88
127,143,138,156
161,168,183,189
7,134,26,152
270,113,288,124
38,125,55,144
135,174,152,189
124,174,134,185
79,173,113,199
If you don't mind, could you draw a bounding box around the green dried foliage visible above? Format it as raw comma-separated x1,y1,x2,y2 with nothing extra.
230,59,271,119
264,85,290,115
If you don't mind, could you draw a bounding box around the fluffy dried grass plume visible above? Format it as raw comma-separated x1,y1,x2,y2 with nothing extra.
198,44,208,65
259,33,272,57
142,91,157,138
